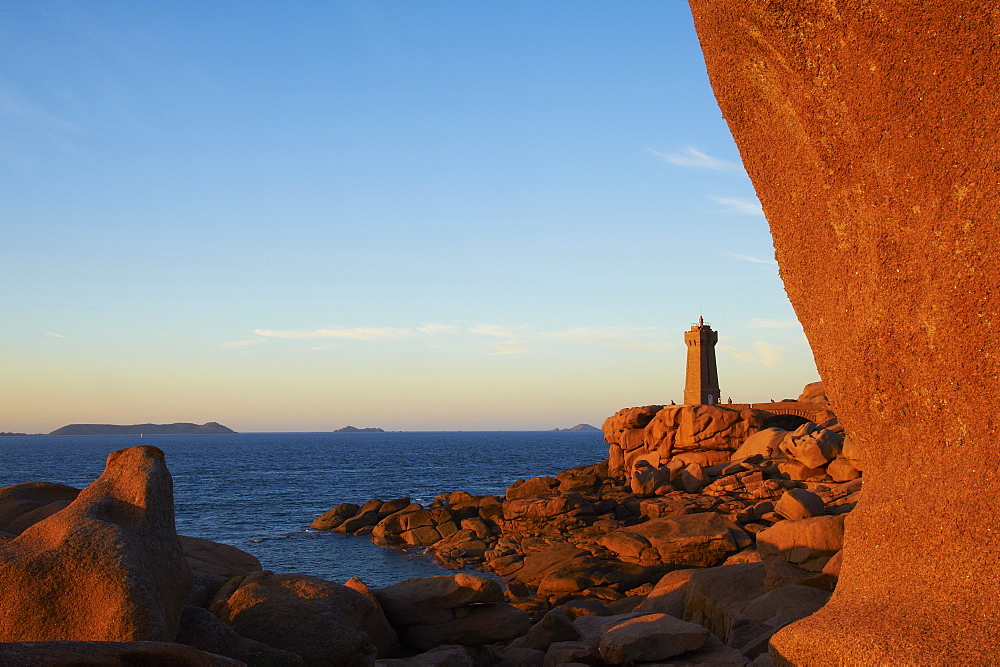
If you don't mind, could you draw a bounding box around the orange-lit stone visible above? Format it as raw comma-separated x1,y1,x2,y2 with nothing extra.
688,1,999,663
0,446,192,641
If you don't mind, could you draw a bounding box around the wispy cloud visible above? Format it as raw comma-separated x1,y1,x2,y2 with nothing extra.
44,331,69,339
253,327,413,340
749,319,798,329
417,324,458,335
712,196,764,216
647,146,739,170
468,324,530,355
718,343,756,364
468,324,523,338
539,326,672,352
753,341,786,367
718,341,789,367
726,251,776,265
239,321,680,358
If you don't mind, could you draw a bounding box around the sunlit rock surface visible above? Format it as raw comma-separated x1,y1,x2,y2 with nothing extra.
0,446,191,641
689,1,999,663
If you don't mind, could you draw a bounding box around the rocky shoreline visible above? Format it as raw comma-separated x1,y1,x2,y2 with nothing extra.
0,383,864,664
300,383,855,664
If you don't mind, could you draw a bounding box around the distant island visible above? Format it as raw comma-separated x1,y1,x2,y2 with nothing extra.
49,422,236,436
552,423,601,432
333,426,385,433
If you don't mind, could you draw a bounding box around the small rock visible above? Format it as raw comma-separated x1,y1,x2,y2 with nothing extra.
598,613,710,664
774,488,826,520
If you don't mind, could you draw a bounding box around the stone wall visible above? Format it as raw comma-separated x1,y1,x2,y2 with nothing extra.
688,1,999,663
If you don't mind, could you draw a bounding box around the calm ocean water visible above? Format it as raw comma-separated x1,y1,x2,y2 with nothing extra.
0,431,608,587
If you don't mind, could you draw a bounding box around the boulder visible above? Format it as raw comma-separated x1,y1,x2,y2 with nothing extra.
773,488,825,520
731,427,788,461
210,570,392,663
840,434,864,471
180,534,264,607
598,613,710,664
509,608,581,651
797,382,828,405
636,569,697,617
680,462,708,493
180,535,262,579
0,446,192,642
756,515,845,562
826,457,861,482
506,476,560,500
311,502,361,530
0,481,80,534
374,573,504,627
607,512,751,568
630,461,665,496
399,602,532,652
780,424,843,469
684,563,767,642
336,509,382,533
776,460,826,481
502,493,587,522
176,604,303,665
546,612,651,663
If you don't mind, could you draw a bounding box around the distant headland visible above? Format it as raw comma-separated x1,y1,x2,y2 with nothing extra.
49,422,236,436
552,423,600,432
333,426,385,433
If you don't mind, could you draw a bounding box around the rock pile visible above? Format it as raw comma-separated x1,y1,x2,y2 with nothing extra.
1,384,867,664
301,383,865,663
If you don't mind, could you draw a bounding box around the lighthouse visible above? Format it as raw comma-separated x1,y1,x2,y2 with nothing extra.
683,316,721,405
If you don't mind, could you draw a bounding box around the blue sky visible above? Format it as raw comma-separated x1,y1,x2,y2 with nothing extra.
0,1,818,432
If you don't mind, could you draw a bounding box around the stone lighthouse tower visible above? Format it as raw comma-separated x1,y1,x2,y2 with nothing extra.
684,316,721,405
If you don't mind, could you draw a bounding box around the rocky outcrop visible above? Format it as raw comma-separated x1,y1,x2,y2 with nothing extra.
0,446,192,642
310,391,866,662
689,2,999,663
604,404,769,476
0,403,868,663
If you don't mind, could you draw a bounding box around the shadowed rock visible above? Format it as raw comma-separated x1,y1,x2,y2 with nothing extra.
210,570,392,664
0,445,192,641
0,641,241,665
688,1,999,663
0,481,80,536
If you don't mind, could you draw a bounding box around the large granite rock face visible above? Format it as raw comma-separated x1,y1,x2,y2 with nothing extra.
0,445,192,642
688,2,999,663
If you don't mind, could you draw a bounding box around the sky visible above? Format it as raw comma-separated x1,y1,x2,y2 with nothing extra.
0,1,819,433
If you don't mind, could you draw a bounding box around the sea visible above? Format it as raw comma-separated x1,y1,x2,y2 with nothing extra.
0,431,608,587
